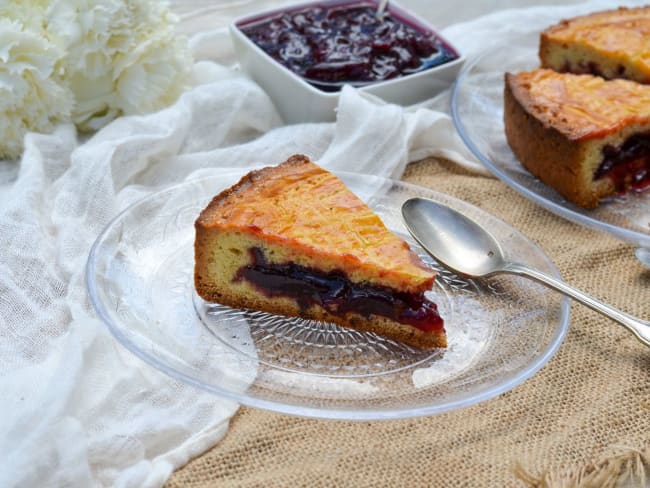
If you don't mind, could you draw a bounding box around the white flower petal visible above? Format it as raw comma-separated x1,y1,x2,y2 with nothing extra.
0,15,71,159
0,0,191,157
46,0,192,130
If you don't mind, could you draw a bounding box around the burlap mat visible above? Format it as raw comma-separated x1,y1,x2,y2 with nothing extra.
166,158,650,487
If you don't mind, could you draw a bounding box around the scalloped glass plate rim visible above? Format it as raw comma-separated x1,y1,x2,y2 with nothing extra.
450,41,650,249
86,169,570,420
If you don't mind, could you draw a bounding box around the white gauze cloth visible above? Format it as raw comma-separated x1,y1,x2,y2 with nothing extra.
0,0,645,486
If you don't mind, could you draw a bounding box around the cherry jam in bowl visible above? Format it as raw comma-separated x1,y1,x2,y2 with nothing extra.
230,0,463,123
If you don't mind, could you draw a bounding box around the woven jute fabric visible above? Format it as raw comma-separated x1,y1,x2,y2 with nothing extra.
166,158,650,487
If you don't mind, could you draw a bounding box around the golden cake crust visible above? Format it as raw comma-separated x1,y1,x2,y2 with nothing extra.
540,6,650,83
196,154,435,293
505,69,650,141
503,69,650,208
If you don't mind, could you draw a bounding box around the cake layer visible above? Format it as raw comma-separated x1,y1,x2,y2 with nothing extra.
504,69,650,208
540,6,650,84
238,247,443,333
195,224,446,349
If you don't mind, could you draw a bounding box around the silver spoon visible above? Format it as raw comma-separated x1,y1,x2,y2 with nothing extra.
401,197,650,347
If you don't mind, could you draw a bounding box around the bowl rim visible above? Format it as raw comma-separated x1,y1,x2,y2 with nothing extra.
228,0,465,99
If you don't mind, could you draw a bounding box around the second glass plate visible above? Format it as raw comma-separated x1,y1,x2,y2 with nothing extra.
451,30,650,250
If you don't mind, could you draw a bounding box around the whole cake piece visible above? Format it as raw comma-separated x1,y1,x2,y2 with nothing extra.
194,154,446,349
504,68,650,208
540,6,650,84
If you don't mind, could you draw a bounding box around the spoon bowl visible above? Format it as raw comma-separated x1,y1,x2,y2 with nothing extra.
402,198,505,278
402,197,650,348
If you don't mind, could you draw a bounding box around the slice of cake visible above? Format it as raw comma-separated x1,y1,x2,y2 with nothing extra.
504,68,650,208
540,6,650,84
194,154,445,349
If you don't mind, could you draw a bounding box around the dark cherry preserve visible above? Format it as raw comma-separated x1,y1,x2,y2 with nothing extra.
235,248,444,333
238,1,458,92
596,132,650,193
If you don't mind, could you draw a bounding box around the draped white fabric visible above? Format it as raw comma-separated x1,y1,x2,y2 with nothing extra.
0,1,644,486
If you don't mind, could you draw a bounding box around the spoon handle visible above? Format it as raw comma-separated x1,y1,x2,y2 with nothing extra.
502,262,650,347
376,0,389,18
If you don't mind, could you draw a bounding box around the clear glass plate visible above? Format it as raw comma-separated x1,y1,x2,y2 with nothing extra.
86,169,569,420
451,31,650,250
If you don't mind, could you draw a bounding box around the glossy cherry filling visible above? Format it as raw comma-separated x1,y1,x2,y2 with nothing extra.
234,248,444,332
238,1,458,92
596,132,650,193
560,60,628,79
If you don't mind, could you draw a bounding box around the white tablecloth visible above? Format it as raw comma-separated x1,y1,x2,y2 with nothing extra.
1,1,644,487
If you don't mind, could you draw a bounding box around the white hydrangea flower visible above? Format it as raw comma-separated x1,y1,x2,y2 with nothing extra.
0,18,72,159
0,0,49,33
0,0,191,157
114,26,191,116
47,0,192,131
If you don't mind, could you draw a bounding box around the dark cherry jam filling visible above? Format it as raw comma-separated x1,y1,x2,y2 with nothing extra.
596,132,650,193
561,60,627,79
238,1,458,92
235,248,444,332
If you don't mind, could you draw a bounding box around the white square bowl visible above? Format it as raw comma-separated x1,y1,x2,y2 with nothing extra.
229,0,465,123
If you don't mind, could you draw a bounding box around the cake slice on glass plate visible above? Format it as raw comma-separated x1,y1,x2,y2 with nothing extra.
194,154,445,349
